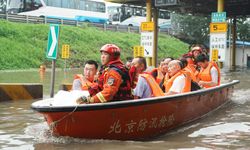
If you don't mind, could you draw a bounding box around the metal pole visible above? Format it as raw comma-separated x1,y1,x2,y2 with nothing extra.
232,17,236,68
217,0,225,68
146,0,152,21
50,60,56,98
152,8,159,67
217,0,224,12
228,18,232,68
146,0,152,67
64,59,67,80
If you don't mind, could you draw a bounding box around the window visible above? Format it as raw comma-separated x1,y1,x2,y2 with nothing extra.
0,0,7,13
79,0,85,10
46,0,61,7
159,10,170,19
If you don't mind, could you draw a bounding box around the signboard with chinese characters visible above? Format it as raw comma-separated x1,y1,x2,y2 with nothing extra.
141,32,154,57
210,33,227,61
210,22,227,33
141,22,154,32
155,0,178,6
61,44,70,59
211,49,219,62
133,46,144,57
212,12,226,23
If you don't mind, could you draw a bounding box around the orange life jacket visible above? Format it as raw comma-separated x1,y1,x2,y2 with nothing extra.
164,70,191,93
184,64,198,82
140,74,165,97
74,74,93,90
198,62,221,88
88,62,133,103
151,68,164,84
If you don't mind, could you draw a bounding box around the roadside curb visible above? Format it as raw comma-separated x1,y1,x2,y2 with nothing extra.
60,83,72,91
0,83,43,101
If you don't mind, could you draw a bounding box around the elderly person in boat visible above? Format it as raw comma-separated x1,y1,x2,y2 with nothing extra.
150,57,173,86
77,44,132,104
165,60,191,95
133,57,175,99
195,54,221,88
72,60,98,90
129,56,147,89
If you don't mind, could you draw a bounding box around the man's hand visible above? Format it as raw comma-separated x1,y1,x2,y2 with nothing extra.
198,81,205,88
76,96,90,104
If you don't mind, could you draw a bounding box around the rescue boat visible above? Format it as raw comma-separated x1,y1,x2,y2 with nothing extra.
31,80,239,140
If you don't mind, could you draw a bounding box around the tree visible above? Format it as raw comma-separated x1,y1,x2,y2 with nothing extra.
237,18,250,42
171,13,210,44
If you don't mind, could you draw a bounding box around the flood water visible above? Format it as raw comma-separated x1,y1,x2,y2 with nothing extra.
0,68,250,150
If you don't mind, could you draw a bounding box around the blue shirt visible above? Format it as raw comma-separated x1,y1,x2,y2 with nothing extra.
133,76,152,98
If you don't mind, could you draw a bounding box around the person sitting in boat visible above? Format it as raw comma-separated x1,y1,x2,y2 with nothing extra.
133,73,165,99
165,60,191,95
129,56,147,89
76,44,133,104
72,60,98,90
191,46,203,59
125,56,133,69
180,58,201,91
195,54,221,88
182,53,198,82
150,57,173,86
131,56,164,98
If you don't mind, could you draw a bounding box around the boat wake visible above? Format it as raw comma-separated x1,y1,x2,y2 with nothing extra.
231,89,250,104
24,122,134,144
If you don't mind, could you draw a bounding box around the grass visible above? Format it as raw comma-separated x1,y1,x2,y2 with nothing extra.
0,20,189,70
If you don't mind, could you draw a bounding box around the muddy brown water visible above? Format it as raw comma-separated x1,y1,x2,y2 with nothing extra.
0,68,250,150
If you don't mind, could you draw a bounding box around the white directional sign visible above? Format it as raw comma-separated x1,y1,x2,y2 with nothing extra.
46,24,60,60
141,31,154,57
210,32,227,61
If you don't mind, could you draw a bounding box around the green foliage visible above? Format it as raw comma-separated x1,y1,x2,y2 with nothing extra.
237,18,250,41
0,20,188,70
171,13,210,44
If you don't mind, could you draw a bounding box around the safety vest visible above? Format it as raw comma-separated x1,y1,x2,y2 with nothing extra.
88,64,133,102
74,74,93,90
164,71,191,93
151,68,164,84
184,64,198,82
198,62,221,88
140,74,165,97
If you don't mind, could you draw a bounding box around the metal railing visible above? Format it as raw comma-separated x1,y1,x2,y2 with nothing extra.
0,13,172,35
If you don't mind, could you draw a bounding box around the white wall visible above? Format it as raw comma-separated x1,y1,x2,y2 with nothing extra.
224,46,250,68
236,46,250,67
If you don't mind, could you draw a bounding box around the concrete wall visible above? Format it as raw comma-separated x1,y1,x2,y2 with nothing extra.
224,46,250,68
236,46,250,67
0,83,43,101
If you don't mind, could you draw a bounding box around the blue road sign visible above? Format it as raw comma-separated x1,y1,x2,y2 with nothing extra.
212,12,226,23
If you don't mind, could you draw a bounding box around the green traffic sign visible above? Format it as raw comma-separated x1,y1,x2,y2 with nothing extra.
46,24,60,60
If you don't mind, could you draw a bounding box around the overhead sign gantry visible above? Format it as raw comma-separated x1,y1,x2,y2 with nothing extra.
106,0,250,68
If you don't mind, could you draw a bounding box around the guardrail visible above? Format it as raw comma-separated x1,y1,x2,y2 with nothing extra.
0,13,172,35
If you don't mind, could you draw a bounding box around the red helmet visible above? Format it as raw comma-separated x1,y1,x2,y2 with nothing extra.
191,46,202,53
100,44,121,60
182,53,193,58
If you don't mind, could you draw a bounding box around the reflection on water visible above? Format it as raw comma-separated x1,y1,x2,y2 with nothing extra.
0,68,81,96
189,122,250,137
0,68,250,149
